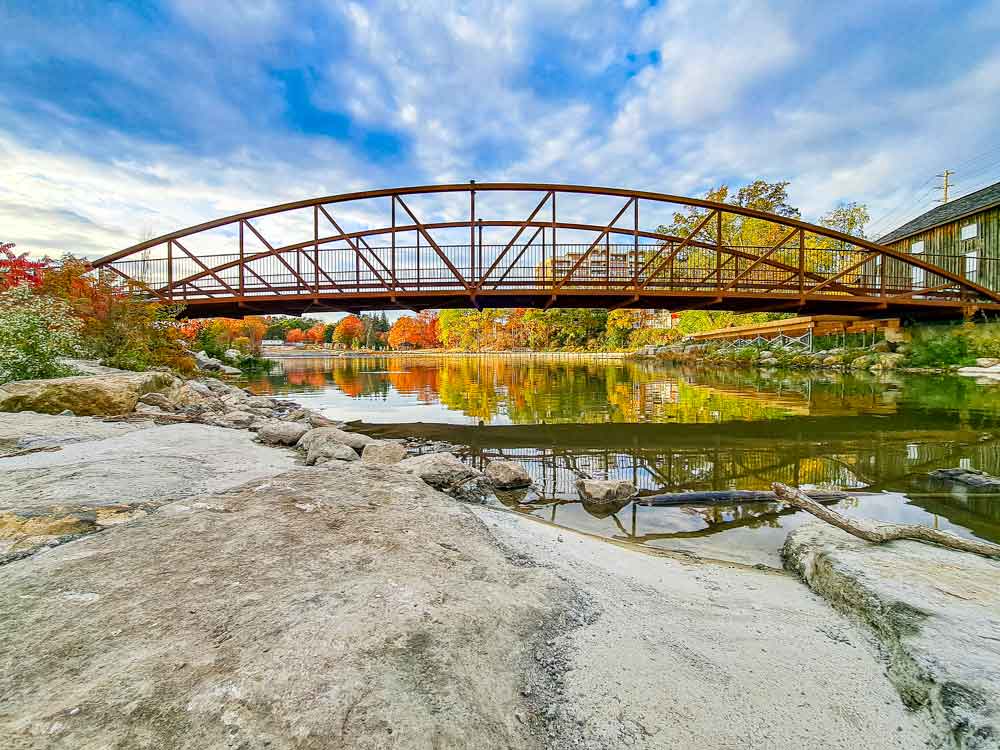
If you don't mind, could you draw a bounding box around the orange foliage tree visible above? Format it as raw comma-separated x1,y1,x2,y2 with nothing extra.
388,317,421,348
304,323,327,344
242,317,268,354
388,312,441,349
333,315,365,347
286,328,306,344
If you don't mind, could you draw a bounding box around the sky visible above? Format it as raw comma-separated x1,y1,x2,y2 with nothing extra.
3,0,1000,265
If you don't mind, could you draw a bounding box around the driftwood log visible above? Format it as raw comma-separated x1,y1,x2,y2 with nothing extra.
637,489,848,507
772,482,1000,560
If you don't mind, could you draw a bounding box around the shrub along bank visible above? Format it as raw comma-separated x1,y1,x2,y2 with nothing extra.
655,321,1000,374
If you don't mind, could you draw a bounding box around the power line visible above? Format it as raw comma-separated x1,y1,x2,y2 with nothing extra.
867,176,936,235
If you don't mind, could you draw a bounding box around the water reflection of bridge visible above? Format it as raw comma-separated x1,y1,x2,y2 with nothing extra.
360,415,1000,497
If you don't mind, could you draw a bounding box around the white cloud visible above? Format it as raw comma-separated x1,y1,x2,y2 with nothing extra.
2,0,999,264
612,0,798,137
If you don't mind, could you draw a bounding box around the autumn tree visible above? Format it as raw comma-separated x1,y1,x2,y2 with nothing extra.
388,316,422,348
333,315,365,347
286,328,306,344
41,256,194,373
0,242,48,290
415,311,440,348
304,323,327,344
241,317,268,355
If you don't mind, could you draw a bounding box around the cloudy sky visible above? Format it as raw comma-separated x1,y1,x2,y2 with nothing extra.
3,0,1000,261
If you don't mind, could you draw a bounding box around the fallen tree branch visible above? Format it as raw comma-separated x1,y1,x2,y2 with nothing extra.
638,489,848,507
773,482,1000,559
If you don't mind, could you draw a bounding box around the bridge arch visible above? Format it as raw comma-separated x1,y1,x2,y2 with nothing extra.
90,183,1000,318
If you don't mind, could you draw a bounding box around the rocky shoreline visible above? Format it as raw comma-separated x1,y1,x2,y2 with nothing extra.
1,366,998,748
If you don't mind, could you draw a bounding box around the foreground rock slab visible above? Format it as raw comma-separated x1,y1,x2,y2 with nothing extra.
0,464,569,749
784,522,1000,750
0,420,298,513
0,412,148,452
477,508,931,750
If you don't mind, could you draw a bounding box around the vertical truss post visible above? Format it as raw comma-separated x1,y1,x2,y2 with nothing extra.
391,195,397,291
716,211,723,289
416,231,421,289
605,231,610,284
313,206,320,291
633,199,639,290
542,227,548,287
470,183,476,281
477,219,483,282
166,240,173,301
798,228,805,298
238,223,245,296
551,191,557,268
879,252,887,297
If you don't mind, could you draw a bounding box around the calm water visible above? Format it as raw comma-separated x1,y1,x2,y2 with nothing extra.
244,355,1000,566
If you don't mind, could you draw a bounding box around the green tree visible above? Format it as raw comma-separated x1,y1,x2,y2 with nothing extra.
820,202,870,239
0,285,83,383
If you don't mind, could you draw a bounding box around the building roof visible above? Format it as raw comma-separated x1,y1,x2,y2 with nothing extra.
877,180,1000,245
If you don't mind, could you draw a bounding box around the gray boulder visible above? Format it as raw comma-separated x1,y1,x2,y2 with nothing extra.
209,411,257,430
224,348,243,360
361,441,408,465
173,381,214,406
307,413,338,428
485,460,532,489
257,420,310,446
869,353,904,372
396,452,482,489
297,426,373,453
307,441,359,466
575,479,637,504
138,392,175,411
193,351,224,371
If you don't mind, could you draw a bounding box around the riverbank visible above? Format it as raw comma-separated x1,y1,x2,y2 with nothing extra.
1,369,997,748
649,319,1000,378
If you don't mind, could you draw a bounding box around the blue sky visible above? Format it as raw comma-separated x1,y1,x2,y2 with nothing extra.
3,0,1000,260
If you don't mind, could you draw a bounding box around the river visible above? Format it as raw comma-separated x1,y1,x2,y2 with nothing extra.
243,355,1000,567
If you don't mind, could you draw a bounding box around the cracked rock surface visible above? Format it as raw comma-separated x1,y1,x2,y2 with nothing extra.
784,522,1000,750
1,463,571,749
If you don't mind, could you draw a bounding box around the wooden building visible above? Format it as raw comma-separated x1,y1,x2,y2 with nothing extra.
877,180,1000,292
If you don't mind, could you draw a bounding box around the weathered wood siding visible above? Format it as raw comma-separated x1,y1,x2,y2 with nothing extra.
884,205,1000,293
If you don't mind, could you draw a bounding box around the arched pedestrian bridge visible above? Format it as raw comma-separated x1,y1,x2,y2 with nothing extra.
90,183,1000,318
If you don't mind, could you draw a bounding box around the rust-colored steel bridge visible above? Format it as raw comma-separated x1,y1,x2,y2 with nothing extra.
90,183,1000,318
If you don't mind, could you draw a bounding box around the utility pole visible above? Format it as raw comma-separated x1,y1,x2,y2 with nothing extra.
936,170,954,203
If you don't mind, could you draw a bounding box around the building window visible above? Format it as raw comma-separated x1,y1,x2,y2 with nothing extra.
910,242,925,290
966,249,979,281
961,223,978,241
